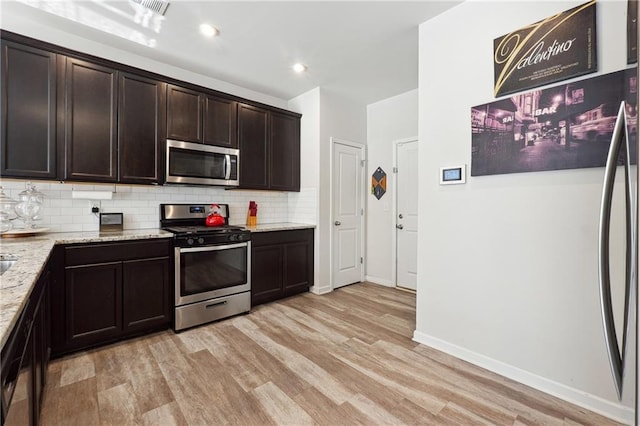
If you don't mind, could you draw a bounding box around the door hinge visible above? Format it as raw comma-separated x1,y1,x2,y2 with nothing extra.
361,160,366,167
361,208,364,216
360,257,363,264
393,167,398,173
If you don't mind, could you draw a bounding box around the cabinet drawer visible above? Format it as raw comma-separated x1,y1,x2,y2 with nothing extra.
65,239,170,266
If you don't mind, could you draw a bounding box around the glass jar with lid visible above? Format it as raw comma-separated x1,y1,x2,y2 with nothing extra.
0,186,17,233
14,182,44,229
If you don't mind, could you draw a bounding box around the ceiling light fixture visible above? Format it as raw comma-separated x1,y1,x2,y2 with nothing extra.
292,63,307,73
199,23,219,37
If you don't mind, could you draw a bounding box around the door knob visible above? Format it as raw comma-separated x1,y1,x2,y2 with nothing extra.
334,221,341,226
396,224,404,229
399,214,403,219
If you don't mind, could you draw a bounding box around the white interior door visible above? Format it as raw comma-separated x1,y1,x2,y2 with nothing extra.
332,141,364,289
396,140,418,290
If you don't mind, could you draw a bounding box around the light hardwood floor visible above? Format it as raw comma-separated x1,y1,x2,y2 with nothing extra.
41,283,621,425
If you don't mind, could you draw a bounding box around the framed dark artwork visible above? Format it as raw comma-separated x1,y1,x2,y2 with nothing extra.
494,0,597,97
472,67,637,177
629,0,638,64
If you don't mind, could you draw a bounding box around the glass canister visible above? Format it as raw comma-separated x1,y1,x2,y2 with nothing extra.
0,187,17,233
14,182,44,229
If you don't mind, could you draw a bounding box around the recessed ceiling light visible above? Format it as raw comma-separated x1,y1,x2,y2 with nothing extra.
292,63,307,73
199,23,219,37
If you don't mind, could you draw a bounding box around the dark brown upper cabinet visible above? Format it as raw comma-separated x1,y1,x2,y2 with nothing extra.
238,103,269,189
1,41,58,179
0,33,301,188
270,111,301,191
166,84,202,143
118,73,166,184
238,104,300,191
63,57,118,182
204,94,237,148
167,84,237,148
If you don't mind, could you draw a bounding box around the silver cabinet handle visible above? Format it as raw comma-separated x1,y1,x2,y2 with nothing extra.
598,101,631,401
334,221,341,226
396,224,403,230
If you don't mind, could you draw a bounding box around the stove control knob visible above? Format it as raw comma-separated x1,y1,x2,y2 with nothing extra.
187,238,194,246
198,237,205,244
229,234,236,241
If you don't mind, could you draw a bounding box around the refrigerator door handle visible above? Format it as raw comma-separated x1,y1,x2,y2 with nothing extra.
598,101,630,400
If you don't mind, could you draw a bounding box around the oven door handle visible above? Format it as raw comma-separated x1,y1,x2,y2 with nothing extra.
179,242,248,253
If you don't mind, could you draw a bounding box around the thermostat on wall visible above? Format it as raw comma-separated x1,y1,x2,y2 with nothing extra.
440,165,466,185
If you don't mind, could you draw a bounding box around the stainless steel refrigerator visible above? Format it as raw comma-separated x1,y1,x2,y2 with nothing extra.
598,66,639,423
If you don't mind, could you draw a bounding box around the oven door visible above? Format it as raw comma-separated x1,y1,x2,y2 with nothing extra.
175,241,250,306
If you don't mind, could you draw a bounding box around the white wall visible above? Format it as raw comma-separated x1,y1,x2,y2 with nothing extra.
416,0,634,422
365,90,418,286
287,88,367,293
0,8,287,109
320,90,368,292
288,88,321,291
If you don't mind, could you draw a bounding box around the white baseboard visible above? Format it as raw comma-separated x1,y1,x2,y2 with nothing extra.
412,331,634,425
310,285,332,295
365,275,395,287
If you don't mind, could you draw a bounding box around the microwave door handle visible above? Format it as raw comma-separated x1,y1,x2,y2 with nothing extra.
225,154,231,180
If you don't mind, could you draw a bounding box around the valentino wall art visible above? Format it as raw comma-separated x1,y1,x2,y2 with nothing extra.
493,0,597,97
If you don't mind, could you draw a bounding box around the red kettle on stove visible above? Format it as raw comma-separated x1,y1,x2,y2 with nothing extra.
205,204,225,227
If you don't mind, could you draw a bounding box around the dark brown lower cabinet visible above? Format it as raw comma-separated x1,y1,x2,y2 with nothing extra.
122,258,170,333
53,239,172,356
1,260,49,426
251,229,314,306
65,262,123,349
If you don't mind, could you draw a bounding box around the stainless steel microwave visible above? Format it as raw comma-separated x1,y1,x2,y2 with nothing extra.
166,139,239,186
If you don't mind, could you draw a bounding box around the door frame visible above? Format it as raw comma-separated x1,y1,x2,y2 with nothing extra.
392,137,418,289
330,137,367,290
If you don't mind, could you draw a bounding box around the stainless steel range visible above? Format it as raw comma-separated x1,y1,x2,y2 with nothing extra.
160,203,251,331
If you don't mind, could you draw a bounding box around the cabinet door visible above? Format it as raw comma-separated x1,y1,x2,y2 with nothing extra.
1,41,57,179
64,58,118,182
122,257,170,333
119,73,166,184
65,262,122,349
32,274,48,419
204,95,237,148
3,336,33,426
251,244,283,306
167,84,202,143
282,240,312,296
238,103,269,189
270,112,300,191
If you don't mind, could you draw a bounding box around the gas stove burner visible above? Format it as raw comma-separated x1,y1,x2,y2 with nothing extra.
160,203,251,248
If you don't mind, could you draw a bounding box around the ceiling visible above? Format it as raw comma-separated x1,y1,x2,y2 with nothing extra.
0,1,461,106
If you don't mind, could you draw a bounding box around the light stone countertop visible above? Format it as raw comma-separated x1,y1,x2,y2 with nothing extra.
243,223,315,232
0,229,173,348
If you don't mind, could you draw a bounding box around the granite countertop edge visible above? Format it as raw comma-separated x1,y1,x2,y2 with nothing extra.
0,229,173,349
0,223,315,348
243,222,316,232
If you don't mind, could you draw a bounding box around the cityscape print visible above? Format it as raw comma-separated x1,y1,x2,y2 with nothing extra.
471,68,637,176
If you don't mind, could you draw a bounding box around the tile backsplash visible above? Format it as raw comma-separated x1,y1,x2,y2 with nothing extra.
1,180,317,233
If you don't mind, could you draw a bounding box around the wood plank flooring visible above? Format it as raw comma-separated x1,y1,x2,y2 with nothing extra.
40,283,620,425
